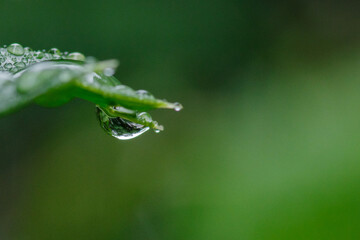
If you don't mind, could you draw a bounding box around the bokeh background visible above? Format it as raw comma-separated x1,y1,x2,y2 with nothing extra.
1,0,360,239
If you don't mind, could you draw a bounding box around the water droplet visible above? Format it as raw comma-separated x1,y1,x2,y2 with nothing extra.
173,102,183,111
24,47,33,53
48,48,61,55
113,85,133,95
96,107,150,140
152,121,164,132
136,89,154,99
4,63,13,70
67,52,85,61
34,51,44,59
103,67,115,76
137,112,152,123
7,43,24,56
14,62,26,69
48,48,62,59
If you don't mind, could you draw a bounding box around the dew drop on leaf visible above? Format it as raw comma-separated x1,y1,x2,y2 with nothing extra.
7,43,24,56
173,102,183,111
24,47,32,53
136,89,154,99
4,63,13,70
48,48,61,55
67,52,85,61
96,106,150,140
137,112,152,123
35,51,44,59
103,67,115,76
48,48,62,59
15,62,26,69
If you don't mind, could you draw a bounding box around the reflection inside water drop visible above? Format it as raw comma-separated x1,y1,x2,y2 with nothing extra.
96,107,150,140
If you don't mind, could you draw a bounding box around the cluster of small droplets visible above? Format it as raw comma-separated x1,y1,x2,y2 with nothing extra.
0,43,85,73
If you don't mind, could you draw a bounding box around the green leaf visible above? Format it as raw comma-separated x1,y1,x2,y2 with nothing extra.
0,44,182,140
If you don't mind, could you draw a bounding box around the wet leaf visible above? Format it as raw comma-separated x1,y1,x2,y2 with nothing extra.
0,43,182,140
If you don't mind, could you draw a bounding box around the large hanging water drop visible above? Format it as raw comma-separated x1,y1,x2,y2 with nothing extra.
7,43,24,56
96,106,150,140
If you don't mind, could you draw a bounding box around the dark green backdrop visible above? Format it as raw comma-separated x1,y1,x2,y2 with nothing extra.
1,0,360,239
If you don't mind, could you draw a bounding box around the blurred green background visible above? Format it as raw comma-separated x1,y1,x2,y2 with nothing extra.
1,0,360,239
